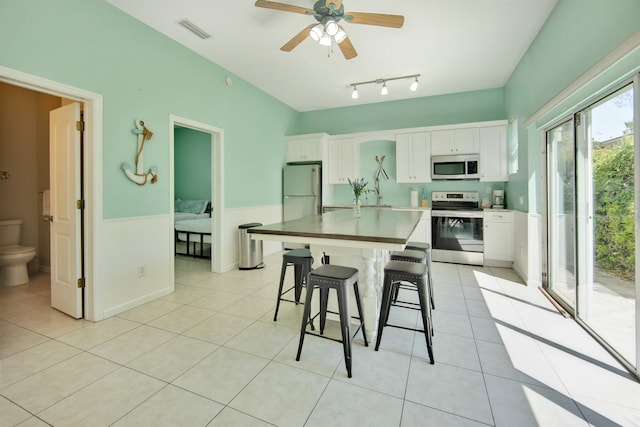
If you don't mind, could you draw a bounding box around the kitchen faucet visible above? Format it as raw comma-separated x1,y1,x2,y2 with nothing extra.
374,155,389,205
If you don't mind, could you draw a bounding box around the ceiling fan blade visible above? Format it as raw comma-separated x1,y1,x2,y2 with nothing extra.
345,11,405,28
281,24,314,52
337,34,357,60
255,0,313,15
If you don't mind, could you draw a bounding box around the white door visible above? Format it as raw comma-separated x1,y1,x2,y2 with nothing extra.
50,103,83,318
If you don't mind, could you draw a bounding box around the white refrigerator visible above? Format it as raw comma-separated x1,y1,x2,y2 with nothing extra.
283,163,322,249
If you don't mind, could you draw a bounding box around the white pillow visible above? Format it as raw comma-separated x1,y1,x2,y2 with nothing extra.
175,199,208,214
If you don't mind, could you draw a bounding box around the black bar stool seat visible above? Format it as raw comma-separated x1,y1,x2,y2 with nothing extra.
273,248,313,322
390,249,427,263
375,260,434,364
296,264,368,378
390,245,435,310
405,241,431,252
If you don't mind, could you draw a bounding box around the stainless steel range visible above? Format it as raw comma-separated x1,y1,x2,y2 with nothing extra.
431,191,483,266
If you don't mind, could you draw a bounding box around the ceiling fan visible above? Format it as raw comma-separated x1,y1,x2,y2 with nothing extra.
255,0,404,60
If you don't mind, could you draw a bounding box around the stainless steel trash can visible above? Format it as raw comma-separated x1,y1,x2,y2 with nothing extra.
238,223,264,270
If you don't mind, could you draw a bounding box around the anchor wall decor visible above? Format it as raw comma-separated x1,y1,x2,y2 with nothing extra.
121,118,158,185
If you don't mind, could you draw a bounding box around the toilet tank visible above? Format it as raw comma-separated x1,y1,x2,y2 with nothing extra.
0,219,22,246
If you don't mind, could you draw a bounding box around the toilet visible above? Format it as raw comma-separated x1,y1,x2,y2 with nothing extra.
0,219,36,287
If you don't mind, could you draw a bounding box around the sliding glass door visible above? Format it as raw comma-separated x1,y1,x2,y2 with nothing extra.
546,80,638,372
547,119,577,310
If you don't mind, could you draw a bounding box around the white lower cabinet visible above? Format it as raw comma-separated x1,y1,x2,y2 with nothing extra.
483,210,513,266
407,210,431,244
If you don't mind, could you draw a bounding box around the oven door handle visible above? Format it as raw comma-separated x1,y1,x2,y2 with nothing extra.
431,211,483,219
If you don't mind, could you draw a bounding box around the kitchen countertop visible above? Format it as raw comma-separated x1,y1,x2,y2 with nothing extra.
323,204,430,211
249,209,422,245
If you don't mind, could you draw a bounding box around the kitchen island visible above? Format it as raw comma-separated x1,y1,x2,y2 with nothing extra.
248,209,422,339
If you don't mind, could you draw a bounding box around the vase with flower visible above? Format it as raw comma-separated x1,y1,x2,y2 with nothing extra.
347,177,371,218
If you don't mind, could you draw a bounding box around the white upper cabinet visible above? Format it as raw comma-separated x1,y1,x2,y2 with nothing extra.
328,137,359,184
479,126,508,182
396,132,431,183
431,128,479,156
285,133,327,163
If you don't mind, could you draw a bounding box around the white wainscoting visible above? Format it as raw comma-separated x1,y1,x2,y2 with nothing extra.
512,211,542,287
96,215,174,320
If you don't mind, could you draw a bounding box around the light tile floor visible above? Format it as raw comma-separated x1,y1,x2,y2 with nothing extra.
1,252,639,426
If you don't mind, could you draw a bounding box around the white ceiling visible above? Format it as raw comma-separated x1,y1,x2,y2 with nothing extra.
106,0,558,112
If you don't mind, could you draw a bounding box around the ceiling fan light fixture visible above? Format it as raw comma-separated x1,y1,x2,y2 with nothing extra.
352,86,359,99
381,81,388,95
310,24,324,42
324,19,339,36
319,32,332,46
410,77,419,92
334,28,347,44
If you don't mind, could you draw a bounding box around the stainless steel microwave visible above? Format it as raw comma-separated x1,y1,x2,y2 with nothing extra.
431,155,480,180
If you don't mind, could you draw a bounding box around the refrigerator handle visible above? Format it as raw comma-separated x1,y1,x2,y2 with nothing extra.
312,167,319,196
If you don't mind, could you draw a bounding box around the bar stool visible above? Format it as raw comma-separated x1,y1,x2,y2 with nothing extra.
296,264,368,378
390,244,435,310
375,260,434,364
273,248,313,322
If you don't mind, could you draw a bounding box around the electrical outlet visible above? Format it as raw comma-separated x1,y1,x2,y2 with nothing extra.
519,195,524,205
137,265,145,278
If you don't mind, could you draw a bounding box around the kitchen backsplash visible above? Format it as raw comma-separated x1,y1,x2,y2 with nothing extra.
329,140,506,207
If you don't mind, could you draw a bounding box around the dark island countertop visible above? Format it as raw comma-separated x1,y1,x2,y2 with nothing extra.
248,209,422,246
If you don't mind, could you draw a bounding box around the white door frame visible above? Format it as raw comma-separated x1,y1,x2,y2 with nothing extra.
169,115,224,274
0,65,102,321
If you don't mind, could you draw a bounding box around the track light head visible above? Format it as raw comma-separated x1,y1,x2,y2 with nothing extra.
381,81,388,95
410,77,419,92
352,86,359,99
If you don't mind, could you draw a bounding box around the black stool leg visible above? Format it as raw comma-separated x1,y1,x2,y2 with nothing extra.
336,282,352,378
427,261,435,309
416,279,434,364
319,287,329,335
296,279,315,361
375,275,393,351
273,260,289,321
352,281,368,347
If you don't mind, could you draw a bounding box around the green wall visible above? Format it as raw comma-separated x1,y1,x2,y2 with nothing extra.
0,0,298,218
174,127,211,201
293,88,506,135
504,0,640,213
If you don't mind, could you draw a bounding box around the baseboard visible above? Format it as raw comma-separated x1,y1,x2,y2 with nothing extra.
100,286,174,319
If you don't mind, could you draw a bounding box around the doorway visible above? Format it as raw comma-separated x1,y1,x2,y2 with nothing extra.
0,66,101,321
169,115,224,274
544,78,638,376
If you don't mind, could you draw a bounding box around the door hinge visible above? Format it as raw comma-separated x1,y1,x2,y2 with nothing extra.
76,199,84,210
77,278,85,288
76,120,85,132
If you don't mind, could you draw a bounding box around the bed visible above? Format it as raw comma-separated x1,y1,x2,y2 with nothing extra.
174,199,212,258
174,199,211,223
175,218,212,258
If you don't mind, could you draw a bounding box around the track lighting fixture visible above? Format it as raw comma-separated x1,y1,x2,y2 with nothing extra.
348,74,421,100
410,76,419,92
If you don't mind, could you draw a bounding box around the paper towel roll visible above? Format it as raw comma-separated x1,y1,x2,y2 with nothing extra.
410,189,419,207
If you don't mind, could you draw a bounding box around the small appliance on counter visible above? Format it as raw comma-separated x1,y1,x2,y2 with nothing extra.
492,190,504,209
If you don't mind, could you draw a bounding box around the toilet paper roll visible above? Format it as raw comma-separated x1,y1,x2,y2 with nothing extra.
410,189,419,207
